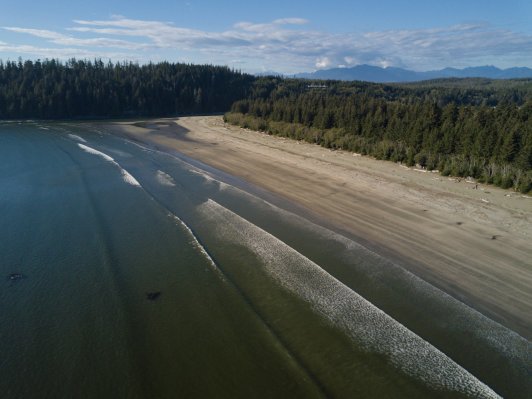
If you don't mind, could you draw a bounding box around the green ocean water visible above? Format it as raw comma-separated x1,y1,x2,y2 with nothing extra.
0,122,529,398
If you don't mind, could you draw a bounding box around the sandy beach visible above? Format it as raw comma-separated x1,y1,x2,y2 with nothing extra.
102,116,532,338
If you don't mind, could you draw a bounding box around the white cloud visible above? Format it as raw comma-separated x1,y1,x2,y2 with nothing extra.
3,26,149,50
0,42,133,60
1,17,531,72
272,18,309,25
3,27,65,40
315,57,331,69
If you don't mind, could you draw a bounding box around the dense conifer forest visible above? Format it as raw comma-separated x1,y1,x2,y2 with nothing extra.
0,59,530,192
225,77,532,193
0,59,254,118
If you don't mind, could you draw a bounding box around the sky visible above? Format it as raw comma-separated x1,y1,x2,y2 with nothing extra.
0,0,531,73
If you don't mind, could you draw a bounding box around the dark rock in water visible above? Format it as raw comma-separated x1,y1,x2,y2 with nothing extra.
7,273,26,282
146,292,161,301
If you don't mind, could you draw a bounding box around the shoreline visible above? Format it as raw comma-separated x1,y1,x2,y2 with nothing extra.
99,115,532,339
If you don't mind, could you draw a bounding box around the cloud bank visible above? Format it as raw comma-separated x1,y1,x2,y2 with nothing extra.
2,16,532,72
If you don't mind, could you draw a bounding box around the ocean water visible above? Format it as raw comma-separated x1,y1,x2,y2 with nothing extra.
0,122,529,398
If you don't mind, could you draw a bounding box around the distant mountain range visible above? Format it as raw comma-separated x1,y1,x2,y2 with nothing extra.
288,65,532,83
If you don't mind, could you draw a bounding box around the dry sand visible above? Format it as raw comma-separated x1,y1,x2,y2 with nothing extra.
101,116,532,338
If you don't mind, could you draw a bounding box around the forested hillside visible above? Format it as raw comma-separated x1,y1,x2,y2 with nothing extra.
0,59,254,118
225,77,532,192
1,60,530,192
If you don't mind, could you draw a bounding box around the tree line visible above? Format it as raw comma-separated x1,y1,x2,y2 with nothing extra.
225,77,532,193
1,60,530,192
0,59,254,119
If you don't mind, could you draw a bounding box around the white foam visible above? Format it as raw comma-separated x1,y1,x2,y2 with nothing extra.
212,177,529,361
120,169,141,187
198,199,499,397
190,168,216,182
78,143,115,162
124,139,153,153
156,170,176,187
77,143,140,187
189,168,230,190
117,137,528,353
118,137,231,190
167,213,223,279
101,147,132,158
68,134,86,143
78,141,219,273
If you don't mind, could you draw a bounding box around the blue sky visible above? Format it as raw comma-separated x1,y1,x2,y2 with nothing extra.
1,0,531,73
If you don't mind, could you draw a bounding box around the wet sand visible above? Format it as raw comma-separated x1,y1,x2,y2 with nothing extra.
101,116,532,338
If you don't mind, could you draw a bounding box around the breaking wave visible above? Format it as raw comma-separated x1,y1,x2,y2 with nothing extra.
156,170,176,187
68,134,86,143
166,212,223,279
198,198,499,398
77,143,141,187
120,170,141,187
199,172,529,363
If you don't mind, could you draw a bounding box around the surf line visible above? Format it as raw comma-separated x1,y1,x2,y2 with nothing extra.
166,212,222,278
124,136,528,353
199,198,500,398
218,176,528,334
77,140,224,280
68,133,86,143
119,137,234,189
77,143,141,187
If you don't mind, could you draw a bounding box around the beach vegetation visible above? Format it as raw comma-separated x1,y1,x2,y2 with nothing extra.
225,77,532,193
